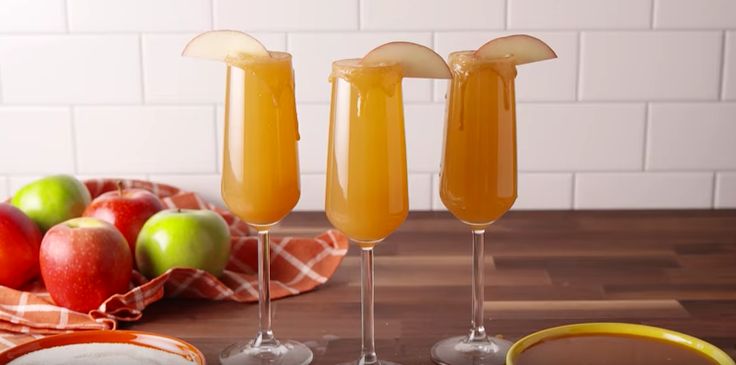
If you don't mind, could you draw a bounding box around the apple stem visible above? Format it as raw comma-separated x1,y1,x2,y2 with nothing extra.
116,180,124,197
177,208,181,213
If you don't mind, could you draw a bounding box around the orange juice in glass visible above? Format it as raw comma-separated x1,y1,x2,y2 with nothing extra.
431,36,557,365
183,31,312,365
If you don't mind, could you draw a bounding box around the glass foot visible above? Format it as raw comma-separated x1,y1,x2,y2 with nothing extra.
431,336,512,365
220,340,313,365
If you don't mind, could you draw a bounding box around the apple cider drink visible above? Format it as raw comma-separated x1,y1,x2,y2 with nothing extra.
221,52,300,231
431,35,557,365
326,42,452,365
183,31,311,365
440,51,518,229
325,59,408,244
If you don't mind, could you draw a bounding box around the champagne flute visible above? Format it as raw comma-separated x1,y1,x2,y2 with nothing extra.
219,51,312,365
430,51,518,365
325,59,409,365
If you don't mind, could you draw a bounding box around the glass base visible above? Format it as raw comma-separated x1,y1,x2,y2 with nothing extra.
431,336,512,365
336,360,402,365
220,340,313,365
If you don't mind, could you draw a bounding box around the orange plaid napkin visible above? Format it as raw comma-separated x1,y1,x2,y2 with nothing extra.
0,179,348,351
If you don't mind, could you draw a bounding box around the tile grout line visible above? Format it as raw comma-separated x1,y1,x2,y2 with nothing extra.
138,34,146,104
357,0,362,30
428,172,435,211
210,0,216,29
650,0,657,29
432,174,439,211
505,0,510,30
642,102,650,171
711,172,719,208
63,0,70,32
0,100,729,108
718,31,727,100
575,31,583,101
570,172,577,210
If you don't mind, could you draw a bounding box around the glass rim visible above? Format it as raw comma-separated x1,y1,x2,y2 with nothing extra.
226,51,292,67
448,50,517,64
331,58,402,71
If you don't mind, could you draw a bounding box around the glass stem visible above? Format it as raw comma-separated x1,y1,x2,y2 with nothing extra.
254,230,277,347
360,246,378,365
469,229,487,342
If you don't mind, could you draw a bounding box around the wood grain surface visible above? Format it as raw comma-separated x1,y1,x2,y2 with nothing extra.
124,210,736,364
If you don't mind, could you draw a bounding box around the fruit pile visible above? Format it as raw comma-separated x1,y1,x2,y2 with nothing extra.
0,175,231,313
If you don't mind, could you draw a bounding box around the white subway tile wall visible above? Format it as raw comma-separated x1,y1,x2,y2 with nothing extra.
74,106,216,174
0,36,141,104
67,0,212,32
408,174,433,211
517,103,646,171
291,174,322,211
514,173,574,210
575,173,714,209
716,172,736,208
647,103,736,170
361,0,505,30
0,0,66,33
0,0,734,211
405,104,444,172
0,176,7,201
215,0,358,31
654,0,736,29
725,32,736,100
0,108,74,174
580,32,722,101
295,104,330,173
508,0,651,29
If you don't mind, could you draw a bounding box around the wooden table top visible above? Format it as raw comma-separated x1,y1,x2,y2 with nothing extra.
125,210,736,364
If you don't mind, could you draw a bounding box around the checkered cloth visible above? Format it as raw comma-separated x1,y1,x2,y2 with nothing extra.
0,179,348,351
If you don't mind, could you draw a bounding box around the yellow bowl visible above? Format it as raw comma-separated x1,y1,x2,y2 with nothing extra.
507,322,735,365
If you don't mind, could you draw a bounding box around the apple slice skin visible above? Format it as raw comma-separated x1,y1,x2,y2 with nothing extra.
362,41,452,79
182,30,270,61
474,34,557,65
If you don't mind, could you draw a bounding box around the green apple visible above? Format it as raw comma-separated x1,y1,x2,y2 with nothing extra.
136,209,231,278
11,175,91,232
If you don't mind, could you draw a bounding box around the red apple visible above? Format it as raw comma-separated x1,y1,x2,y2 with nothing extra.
83,182,164,255
40,217,132,313
0,203,42,289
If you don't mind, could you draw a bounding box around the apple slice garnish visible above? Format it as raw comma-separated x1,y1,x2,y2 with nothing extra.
475,34,557,65
182,30,270,61
362,41,451,79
